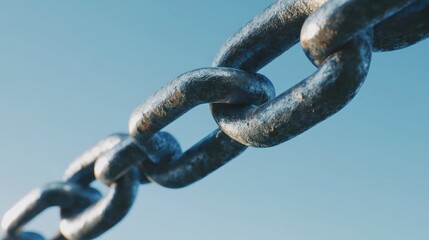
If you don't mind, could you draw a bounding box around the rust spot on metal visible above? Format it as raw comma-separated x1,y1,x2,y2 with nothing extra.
139,119,152,132
167,90,186,108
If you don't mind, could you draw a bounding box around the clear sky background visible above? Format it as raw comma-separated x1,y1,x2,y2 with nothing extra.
0,1,428,240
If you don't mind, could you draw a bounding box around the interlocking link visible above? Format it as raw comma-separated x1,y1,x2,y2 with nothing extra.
93,133,180,186
300,0,421,66
1,182,101,240
96,67,274,187
63,134,128,186
212,33,371,147
210,0,429,147
60,167,139,240
211,0,372,147
143,129,244,188
60,132,180,239
2,0,428,239
59,134,140,239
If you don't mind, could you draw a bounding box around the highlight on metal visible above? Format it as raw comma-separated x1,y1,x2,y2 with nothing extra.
2,0,428,239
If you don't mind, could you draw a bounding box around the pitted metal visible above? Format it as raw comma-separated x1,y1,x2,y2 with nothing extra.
129,68,274,142
212,0,328,72
300,0,420,66
212,32,372,147
211,0,374,147
2,0,427,239
210,0,429,147
96,67,274,186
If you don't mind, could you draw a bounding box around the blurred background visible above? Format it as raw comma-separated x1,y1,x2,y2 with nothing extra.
0,1,428,239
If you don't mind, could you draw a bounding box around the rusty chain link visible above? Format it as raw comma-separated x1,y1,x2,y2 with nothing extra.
2,0,428,239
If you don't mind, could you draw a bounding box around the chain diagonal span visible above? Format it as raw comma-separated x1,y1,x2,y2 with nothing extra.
2,0,428,239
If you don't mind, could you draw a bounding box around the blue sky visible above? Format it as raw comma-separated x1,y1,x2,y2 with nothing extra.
0,1,428,239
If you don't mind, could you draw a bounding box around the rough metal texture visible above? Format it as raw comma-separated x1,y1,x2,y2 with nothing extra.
212,0,328,72
143,129,246,188
96,67,274,187
210,0,428,147
300,0,421,65
2,0,428,239
212,33,372,147
373,0,429,51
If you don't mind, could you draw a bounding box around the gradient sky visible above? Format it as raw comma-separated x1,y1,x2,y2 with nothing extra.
0,1,428,240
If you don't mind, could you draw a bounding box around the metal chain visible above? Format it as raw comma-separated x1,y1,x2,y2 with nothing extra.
2,0,428,239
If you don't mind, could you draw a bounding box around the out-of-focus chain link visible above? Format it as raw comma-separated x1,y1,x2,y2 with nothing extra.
2,0,428,239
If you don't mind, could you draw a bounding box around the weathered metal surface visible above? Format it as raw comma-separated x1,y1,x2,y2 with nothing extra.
211,0,374,147
129,68,274,142
373,0,429,51
212,0,427,72
96,67,274,186
300,0,420,66
210,0,427,148
144,129,246,188
212,0,328,72
1,0,427,239
212,32,372,147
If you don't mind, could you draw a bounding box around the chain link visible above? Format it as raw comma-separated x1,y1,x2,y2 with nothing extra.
97,67,274,186
2,182,101,239
2,0,428,239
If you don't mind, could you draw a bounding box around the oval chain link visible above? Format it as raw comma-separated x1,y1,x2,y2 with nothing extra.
60,132,180,239
1,0,428,239
96,67,274,187
210,0,428,147
1,182,101,240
